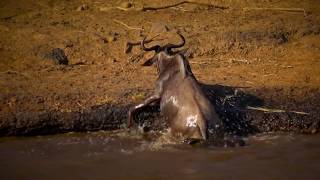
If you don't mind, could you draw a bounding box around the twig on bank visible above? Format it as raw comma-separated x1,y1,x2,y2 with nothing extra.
113,19,144,30
140,1,228,11
229,58,251,64
189,61,209,65
246,106,309,115
102,1,228,12
1,70,20,74
281,65,294,69
0,70,29,78
170,7,190,12
115,6,130,11
243,7,307,16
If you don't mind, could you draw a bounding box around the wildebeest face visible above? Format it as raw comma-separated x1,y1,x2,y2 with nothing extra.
141,33,186,69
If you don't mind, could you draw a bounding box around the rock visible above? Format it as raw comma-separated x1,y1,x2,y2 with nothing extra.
106,35,116,42
120,2,132,8
77,4,89,11
64,40,74,48
45,48,69,65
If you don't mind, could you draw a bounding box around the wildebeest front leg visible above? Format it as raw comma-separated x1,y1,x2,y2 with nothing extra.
127,95,160,128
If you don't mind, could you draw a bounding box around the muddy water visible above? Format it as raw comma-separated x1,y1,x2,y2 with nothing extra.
0,131,319,180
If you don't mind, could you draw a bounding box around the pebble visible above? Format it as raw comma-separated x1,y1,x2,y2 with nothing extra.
45,48,69,65
120,2,132,8
64,40,74,48
77,4,89,11
106,35,116,42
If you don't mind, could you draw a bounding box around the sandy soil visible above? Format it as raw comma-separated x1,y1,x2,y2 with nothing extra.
0,0,319,136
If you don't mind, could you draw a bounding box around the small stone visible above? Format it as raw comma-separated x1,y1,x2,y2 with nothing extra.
77,4,89,11
120,2,132,8
106,35,116,42
311,129,317,134
45,48,69,65
65,40,74,48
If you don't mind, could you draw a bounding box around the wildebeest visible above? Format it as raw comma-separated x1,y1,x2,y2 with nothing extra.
128,33,223,142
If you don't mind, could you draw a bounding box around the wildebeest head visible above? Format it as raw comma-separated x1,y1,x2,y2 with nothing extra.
141,33,186,72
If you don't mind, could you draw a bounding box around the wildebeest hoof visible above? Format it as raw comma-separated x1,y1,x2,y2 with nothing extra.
183,138,201,145
139,125,151,133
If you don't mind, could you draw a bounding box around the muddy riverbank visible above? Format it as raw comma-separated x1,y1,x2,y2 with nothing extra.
1,0,320,136
1,86,319,136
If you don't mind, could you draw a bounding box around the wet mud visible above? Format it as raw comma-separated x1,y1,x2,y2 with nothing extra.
1,84,319,137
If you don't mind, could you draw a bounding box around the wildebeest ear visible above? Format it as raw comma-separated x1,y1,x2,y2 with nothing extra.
142,56,156,66
179,48,191,58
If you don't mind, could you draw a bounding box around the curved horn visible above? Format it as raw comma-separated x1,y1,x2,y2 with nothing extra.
165,33,185,51
141,37,160,52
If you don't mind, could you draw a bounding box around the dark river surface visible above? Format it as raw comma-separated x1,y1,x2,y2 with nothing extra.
0,130,319,180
